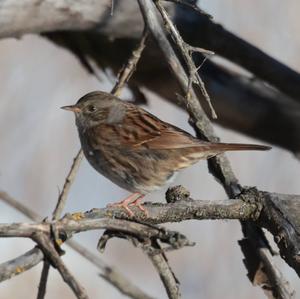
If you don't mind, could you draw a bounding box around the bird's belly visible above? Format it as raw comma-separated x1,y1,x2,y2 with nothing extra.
82,144,176,194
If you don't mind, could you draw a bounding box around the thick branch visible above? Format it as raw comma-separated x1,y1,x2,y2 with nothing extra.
0,0,112,38
0,247,43,282
0,190,299,290
0,197,258,237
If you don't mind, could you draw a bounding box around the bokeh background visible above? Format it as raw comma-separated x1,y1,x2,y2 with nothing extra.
0,0,300,298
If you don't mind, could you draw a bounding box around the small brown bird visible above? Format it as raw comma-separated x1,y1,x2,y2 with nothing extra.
62,91,271,216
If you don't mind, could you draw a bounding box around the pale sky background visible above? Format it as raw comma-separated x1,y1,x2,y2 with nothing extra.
0,1,300,298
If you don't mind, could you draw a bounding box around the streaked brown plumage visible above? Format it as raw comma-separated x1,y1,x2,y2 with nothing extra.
62,91,271,215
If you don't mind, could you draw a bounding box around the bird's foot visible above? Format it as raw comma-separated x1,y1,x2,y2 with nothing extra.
107,201,134,217
107,193,145,217
129,197,148,217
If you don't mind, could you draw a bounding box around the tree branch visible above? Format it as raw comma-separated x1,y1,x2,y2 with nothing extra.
0,188,299,297
135,1,294,298
0,0,112,38
36,261,50,299
33,232,89,299
52,150,84,220
154,0,216,119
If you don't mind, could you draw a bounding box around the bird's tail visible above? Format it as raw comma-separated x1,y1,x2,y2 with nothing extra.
175,142,271,170
204,142,271,152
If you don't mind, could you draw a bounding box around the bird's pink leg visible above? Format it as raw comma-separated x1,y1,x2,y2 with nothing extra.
107,193,143,216
129,195,148,216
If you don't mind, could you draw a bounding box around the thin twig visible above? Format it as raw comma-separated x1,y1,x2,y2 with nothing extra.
0,198,260,239
154,0,217,119
110,0,114,16
145,240,180,299
52,150,84,220
37,261,50,299
111,27,148,96
33,232,89,299
0,247,44,282
0,191,41,220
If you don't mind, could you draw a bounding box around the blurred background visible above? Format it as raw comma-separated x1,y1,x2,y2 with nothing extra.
0,0,300,298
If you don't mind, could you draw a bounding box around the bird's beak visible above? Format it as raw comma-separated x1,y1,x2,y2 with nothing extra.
60,105,81,113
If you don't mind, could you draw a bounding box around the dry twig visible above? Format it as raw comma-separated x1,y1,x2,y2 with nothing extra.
136,0,294,298
144,240,180,299
111,27,149,96
154,0,216,119
33,232,89,299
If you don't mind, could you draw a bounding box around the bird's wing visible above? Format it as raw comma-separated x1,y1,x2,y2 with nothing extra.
117,108,203,149
88,106,270,153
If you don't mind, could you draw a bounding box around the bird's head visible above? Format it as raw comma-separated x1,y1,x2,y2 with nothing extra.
61,91,125,129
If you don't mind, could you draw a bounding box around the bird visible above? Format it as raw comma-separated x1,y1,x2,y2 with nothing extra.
61,91,271,216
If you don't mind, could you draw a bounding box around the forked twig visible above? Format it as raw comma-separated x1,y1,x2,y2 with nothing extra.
154,0,216,119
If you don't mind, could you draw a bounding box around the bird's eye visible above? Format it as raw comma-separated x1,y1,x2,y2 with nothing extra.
87,105,96,113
